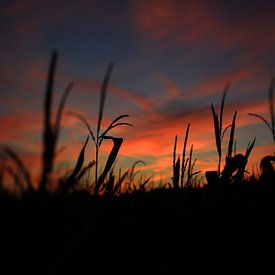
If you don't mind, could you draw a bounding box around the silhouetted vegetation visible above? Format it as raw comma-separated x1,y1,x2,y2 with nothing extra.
0,52,274,274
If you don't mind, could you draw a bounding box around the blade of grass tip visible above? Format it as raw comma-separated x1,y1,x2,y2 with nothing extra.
66,111,96,144
96,136,123,193
227,111,237,159
40,51,58,191
97,62,115,140
268,76,275,142
181,123,190,188
219,83,230,134
3,146,33,190
53,82,74,143
245,137,256,159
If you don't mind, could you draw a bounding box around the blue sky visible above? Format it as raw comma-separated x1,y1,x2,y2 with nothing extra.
1,0,275,184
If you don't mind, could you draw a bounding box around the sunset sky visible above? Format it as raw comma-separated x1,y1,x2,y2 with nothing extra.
1,0,275,185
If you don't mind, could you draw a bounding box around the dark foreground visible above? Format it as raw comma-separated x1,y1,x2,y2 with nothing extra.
0,183,275,274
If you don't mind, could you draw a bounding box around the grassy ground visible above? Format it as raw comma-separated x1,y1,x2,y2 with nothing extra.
0,181,274,275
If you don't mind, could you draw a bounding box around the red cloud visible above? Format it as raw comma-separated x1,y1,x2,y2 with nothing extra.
131,0,275,53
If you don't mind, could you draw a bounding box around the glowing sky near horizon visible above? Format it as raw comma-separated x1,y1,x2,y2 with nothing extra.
0,0,275,184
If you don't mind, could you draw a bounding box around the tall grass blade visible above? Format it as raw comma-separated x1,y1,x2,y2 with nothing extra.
268,76,275,142
211,104,221,159
181,123,190,188
40,51,57,191
53,82,74,143
173,157,180,189
173,135,177,171
219,83,229,133
227,111,237,159
63,136,90,191
97,62,115,139
186,144,193,187
245,137,256,159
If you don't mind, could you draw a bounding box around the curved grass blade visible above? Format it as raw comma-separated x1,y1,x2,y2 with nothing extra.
75,161,95,182
227,111,237,159
248,113,272,132
222,124,232,140
129,160,146,181
96,136,123,193
62,136,89,191
245,137,256,159
211,104,221,158
66,111,96,144
53,82,74,143
2,146,33,190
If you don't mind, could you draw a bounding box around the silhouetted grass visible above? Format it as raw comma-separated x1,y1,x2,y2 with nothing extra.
67,63,132,194
0,51,275,274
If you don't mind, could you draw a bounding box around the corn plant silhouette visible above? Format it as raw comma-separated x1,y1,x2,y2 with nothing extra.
67,63,132,194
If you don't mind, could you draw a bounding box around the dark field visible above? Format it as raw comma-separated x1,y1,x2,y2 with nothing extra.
1,182,274,275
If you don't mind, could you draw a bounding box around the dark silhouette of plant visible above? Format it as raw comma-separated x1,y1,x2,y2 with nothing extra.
259,155,275,184
172,124,200,188
40,51,74,192
67,63,132,194
221,138,256,184
248,76,275,144
210,83,230,178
